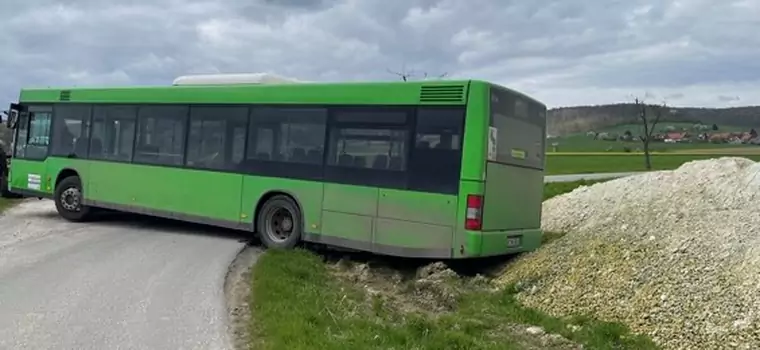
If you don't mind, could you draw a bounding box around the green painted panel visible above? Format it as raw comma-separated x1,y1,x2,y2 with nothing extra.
323,183,378,216
377,189,457,226
241,176,324,232
481,163,542,231
20,80,471,106
321,211,373,242
86,162,244,222
373,218,452,250
48,158,91,193
321,183,377,243
9,157,91,194
87,161,136,206
9,159,49,193
460,81,489,182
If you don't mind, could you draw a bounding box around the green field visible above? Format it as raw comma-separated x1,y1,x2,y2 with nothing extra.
545,154,760,175
548,122,755,153
543,179,606,200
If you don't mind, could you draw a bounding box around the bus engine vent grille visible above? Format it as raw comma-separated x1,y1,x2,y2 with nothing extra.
59,90,71,101
419,85,465,103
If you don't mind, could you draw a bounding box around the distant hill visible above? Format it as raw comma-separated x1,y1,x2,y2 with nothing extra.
548,104,760,136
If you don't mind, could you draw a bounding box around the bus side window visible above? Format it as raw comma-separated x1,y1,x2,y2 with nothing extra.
52,104,92,158
134,105,188,166
90,105,137,162
409,108,465,194
246,107,327,166
185,106,248,170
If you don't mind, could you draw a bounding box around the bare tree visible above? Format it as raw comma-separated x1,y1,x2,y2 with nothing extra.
634,97,667,170
386,65,447,81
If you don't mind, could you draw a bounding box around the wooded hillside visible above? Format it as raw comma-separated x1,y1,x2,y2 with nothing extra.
548,104,760,136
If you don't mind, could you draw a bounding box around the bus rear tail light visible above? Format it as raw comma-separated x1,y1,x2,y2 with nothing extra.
465,194,483,231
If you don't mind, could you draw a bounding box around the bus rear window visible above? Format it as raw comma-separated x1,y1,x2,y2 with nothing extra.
488,86,546,170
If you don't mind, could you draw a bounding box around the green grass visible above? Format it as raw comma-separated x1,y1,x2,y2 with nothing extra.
249,249,658,350
545,154,760,175
0,197,23,214
543,179,606,200
0,198,18,212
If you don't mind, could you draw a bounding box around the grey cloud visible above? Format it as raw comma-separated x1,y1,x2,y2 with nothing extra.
718,95,740,102
666,92,685,100
0,0,758,108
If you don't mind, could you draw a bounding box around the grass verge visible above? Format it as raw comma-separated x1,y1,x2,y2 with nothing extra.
0,197,22,213
249,249,658,350
543,179,606,201
545,154,760,175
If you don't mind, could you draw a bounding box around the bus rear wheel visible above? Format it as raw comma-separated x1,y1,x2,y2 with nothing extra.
256,195,302,250
54,176,91,222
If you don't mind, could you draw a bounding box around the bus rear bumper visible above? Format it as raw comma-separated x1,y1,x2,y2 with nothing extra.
466,228,543,258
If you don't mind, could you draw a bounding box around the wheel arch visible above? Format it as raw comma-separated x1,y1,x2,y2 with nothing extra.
54,168,81,189
252,190,305,231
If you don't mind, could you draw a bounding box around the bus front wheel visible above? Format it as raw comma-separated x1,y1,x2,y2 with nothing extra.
54,176,91,222
256,195,302,250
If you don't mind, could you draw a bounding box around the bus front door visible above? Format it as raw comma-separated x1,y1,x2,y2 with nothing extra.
6,104,53,196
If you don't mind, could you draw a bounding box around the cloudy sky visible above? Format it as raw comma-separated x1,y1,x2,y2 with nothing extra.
1,0,758,108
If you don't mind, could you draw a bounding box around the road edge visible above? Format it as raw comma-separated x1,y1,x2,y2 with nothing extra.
224,243,262,350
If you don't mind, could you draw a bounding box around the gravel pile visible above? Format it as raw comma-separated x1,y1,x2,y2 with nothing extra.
497,157,760,350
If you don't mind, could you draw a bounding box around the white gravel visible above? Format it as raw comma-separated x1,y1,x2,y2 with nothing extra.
498,157,760,350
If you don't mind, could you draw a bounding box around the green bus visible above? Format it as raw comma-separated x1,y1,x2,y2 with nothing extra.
4,76,546,259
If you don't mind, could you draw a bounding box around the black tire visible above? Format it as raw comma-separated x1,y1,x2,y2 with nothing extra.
256,195,302,250
54,176,91,222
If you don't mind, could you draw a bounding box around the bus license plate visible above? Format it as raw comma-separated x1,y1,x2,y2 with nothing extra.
506,236,521,248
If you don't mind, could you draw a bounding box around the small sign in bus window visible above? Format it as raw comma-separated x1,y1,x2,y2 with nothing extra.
487,126,497,161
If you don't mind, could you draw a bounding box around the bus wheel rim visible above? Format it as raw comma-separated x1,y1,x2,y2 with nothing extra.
266,207,294,242
60,187,81,212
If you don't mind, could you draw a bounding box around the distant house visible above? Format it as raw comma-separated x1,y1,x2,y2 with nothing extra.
665,132,688,142
709,132,733,143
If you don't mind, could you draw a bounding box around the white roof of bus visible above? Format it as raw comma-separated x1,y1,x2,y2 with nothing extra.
172,73,309,86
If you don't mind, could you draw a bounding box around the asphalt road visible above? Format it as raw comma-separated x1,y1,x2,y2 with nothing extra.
0,200,249,350
544,171,640,183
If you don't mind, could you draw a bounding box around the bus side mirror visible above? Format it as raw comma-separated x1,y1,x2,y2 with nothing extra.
5,110,18,129
6,103,23,129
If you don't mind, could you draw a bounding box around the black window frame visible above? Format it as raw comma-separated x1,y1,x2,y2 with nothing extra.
324,106,413,190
